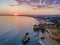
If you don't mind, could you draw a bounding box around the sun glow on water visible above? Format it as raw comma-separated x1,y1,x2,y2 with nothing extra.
14,13,18,16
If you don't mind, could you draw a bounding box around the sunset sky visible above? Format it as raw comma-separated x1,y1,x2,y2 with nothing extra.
0,0,60,15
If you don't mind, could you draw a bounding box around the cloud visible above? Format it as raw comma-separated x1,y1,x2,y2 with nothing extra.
14,0,60,9
9,5,16,7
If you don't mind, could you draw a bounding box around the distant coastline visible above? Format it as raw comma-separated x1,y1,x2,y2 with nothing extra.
0,14,60,16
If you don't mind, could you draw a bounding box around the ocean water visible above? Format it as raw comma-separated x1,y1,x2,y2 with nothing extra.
0,16,39,45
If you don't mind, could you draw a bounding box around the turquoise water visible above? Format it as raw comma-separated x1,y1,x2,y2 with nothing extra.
0,16,39,45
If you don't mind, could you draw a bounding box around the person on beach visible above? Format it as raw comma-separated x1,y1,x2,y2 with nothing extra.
22,33,30,45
